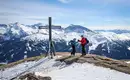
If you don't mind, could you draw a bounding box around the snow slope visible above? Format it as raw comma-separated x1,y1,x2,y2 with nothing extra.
128,47,130,50
2,56,130,80
1,61,36,80
36,63,130,80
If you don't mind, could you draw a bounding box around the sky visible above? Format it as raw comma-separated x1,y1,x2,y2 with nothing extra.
0,0,130,30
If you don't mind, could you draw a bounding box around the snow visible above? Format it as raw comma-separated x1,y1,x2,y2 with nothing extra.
23,33,49,41
2,23,130,43
24,55,27,59
18,24,38,35
0,27,7,34
126,61,130,64
65,32,81,41
2,23,130,53
36,63,130,80
2,56,130,80
100,32,130,41
128,47,130,50
1,57,60,80
11,28,20,35
2,61,36,80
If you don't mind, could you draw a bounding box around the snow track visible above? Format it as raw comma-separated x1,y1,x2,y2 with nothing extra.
2,57,50,80
2,56,64,80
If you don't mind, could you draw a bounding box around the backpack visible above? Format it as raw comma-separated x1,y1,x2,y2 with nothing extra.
69,40,75,46
85,38,89,44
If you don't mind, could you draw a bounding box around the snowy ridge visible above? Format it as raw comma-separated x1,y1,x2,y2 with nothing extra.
36,63,130,80
17,23,38,35
2,56,130,80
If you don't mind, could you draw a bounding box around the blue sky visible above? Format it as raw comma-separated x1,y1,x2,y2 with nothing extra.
0,0,130,30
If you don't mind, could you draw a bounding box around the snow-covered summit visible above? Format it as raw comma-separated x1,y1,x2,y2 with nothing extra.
2,54,130,80
65,24,92,33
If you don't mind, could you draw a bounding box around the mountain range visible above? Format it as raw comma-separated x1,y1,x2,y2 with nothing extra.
0,23,130,63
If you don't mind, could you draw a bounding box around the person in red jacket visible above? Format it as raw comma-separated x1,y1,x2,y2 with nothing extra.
78,35,87,56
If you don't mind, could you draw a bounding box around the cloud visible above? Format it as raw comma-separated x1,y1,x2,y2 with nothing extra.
26,18,47,21
26,16,48,21
0,12,21,16
0,0,130,30
58,0,72,3
0,0,72,24
87,0,130,4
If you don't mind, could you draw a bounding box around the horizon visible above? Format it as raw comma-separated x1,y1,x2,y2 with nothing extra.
0,0,130,30
1,22,130,30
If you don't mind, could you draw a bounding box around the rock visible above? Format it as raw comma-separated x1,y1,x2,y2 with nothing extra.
38,76,52,80
19,73,51,80
19,73,38,80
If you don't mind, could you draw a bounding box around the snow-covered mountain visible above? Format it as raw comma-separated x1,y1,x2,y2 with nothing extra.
65,24,92,33
0,23,130,63
95,29,130,34
31,23,44,29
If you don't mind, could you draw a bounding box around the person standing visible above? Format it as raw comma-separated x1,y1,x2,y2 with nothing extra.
69,38,77,56
85,38,90,54
78,35,88,56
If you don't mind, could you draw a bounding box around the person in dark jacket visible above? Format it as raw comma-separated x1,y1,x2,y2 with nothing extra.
69,38,77,56
78,35,88,56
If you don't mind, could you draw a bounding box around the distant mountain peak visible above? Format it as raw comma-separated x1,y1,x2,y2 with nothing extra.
65,24,92,33
95,29,130,34
33,23,44,27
